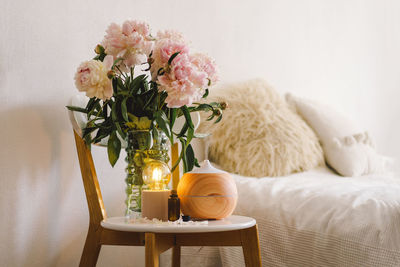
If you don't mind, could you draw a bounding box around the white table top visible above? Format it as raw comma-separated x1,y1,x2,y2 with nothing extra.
101,215,256,233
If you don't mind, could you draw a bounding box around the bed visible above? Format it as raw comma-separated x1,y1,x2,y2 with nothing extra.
220,166,400,267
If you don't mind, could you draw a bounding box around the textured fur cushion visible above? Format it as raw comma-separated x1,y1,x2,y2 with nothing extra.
198,79,324,177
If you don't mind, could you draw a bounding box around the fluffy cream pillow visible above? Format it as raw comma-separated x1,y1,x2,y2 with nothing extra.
285,93,389,176
198,79,324,177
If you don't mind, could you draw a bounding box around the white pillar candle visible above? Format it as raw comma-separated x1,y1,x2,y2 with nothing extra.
141,190,171,221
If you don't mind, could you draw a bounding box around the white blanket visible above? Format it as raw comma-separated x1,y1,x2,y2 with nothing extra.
220,167,400,267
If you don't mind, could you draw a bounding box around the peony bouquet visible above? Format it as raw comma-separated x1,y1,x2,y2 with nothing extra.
68,20,224,172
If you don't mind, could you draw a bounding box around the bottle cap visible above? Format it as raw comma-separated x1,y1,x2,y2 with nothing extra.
170,190,178,197
182,215,191,222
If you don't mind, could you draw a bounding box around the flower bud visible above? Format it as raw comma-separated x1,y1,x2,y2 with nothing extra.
220,102,228,110
107,70,116,79
95,44,105,55
147,57,154,65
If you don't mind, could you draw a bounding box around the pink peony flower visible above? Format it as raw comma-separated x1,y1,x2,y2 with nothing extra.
149,30,219,108
158,75,203,108
74,56,113,101
156,53,208,107
157,30,187,43
101,20,154,70
122,20,151,37
150,38,189,80
160,41,189,63
101,23,126,56
190,53,219,85
171,55,193,80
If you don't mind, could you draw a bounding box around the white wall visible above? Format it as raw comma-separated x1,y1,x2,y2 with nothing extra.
1,0,399,266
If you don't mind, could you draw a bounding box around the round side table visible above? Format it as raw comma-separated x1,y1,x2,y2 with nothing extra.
101,215,261,267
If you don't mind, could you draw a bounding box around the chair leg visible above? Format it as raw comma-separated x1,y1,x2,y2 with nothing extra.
80,227,102,267
145,233,160,267
172,245,181,267
241,225,262,267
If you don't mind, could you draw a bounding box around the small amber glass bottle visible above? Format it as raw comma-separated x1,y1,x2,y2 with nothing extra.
168,190,180,221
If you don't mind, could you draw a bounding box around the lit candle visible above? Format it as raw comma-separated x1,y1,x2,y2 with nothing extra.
141,160,171,221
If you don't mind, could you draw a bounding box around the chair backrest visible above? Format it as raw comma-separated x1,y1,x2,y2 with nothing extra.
73,130,107,227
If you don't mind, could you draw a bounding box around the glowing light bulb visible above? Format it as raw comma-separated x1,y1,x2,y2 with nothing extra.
142,160,171,190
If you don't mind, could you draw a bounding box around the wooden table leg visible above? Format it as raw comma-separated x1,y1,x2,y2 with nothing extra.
145,233,159,267
241,225,262,267
172,245,181,267
145,233,175,267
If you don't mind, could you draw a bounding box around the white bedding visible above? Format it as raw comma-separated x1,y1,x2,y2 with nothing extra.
220,166,400,267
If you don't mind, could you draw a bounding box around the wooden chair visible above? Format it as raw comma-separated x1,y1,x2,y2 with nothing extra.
73,130,261,267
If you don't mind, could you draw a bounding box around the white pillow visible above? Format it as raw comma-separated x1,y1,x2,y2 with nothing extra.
285,93,389,177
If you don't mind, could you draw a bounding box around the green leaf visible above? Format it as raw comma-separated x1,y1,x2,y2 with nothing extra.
92,127,109,144
181,106,194,129
169,108,177,130
206,114,215,121
86,98,96,111
177,122,189,138
143,80,149,92
111,101,118,121
152,126,159,140
202,88,209,98
112,78,118,94
186,144,195,172
117,78,125,92
102,102,108,118
194,157,200,168
121,98,128,121
125,76,131,89
107,131,121,167
88,99,101,118
215,114,223,123
94,101,102,113
179,137,188,173
130,67,134,81
115,122,126,139
143,89,157,109
190,103,213,112
130,74,147,94
82,126,97,138
186,126,194,145
168,51,180,65
154,111,170,138
66,106,87,113
84,133,92,146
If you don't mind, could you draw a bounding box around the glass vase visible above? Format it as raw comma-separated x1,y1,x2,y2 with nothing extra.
125,128,170,217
